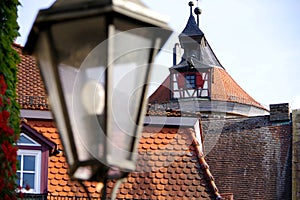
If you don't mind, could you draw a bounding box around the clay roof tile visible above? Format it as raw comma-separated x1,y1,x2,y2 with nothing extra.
14,44,48,110
22,108,220,198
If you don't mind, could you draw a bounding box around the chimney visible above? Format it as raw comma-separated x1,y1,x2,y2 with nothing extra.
269,103,290,122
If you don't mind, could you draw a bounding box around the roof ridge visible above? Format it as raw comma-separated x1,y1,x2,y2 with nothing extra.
189,128,223,200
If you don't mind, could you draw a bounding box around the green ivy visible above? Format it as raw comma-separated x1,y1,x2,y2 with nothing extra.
0,0,20,199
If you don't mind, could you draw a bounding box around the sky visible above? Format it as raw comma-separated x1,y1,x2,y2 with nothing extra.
16,0,300,110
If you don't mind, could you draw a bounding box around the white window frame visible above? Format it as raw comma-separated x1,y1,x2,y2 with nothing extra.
17,149,41,193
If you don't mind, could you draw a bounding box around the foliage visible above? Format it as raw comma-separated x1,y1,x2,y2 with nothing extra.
0,0,21,199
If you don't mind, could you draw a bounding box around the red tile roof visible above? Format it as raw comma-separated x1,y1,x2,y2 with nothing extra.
24,119,223,199
148,76,171,104
14,44,48,110
211,67,263,108
106,126,221,199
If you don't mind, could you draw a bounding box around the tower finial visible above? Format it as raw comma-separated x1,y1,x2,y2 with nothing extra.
194,7,202,27
188,1,194,16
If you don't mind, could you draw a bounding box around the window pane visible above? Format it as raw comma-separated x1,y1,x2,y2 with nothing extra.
23,173,35,189
186,75,196,88
24,156,35,171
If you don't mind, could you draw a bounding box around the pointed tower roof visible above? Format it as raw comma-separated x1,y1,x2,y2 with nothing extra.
179,1,204,47
148,2,268,117
179,14,204,38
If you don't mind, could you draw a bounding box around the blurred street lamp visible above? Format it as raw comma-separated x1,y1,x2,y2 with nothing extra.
24,0,171,184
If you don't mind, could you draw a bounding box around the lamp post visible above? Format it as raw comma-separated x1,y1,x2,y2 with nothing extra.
24,0,171,185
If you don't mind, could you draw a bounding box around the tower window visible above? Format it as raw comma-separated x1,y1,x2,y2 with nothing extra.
185,74,196,89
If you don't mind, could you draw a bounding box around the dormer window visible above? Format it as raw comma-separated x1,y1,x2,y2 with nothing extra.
16,123,56,194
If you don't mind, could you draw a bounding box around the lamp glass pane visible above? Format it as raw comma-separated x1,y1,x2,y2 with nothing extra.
107,28,152,167
51,17,108,163
51,17,106,68
36,32,75,166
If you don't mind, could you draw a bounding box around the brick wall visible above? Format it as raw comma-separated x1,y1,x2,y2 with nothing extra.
220,193,234,200
292,109,300,200
203,116,292,200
